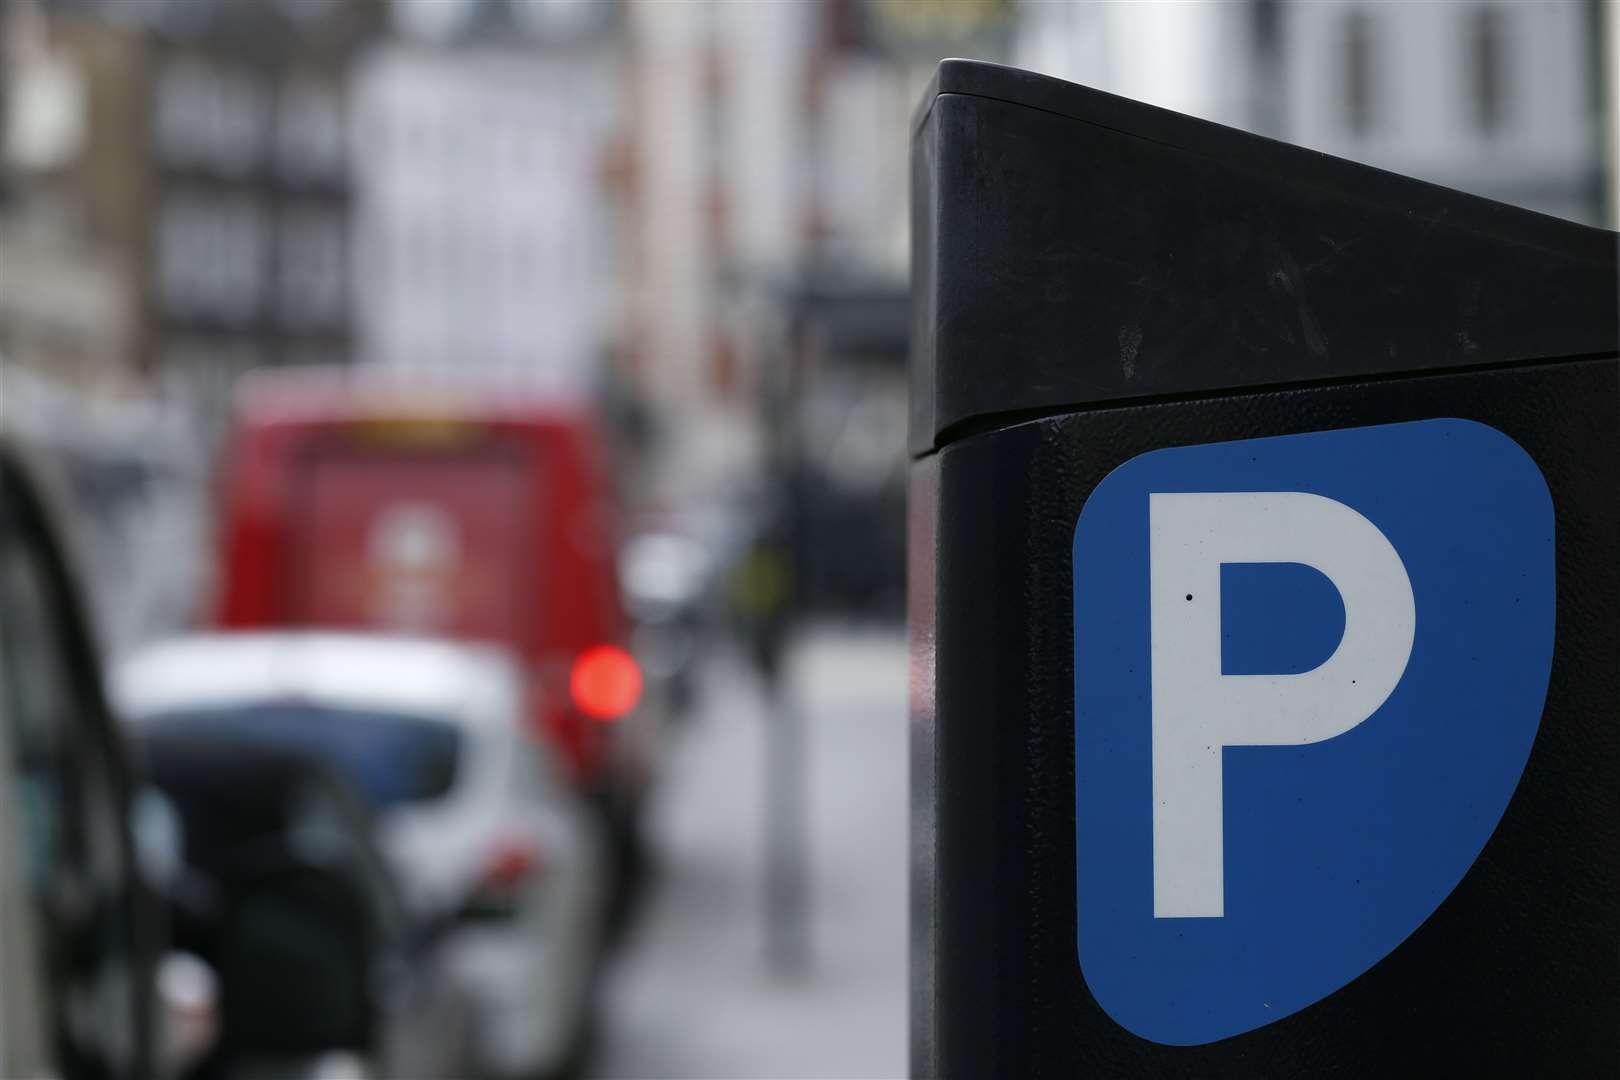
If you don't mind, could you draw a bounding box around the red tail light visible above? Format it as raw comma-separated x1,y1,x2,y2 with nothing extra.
569,644,642,722
463,836,546,920
481,837,544,893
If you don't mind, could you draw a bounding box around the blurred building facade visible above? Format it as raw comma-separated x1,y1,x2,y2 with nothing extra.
1016,0,1609,226
148,0,376,418
2,3,141,390
2,0,380,411
619,0,1013,506
351,1,620,385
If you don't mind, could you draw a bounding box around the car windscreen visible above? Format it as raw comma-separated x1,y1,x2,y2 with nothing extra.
142,702,462,810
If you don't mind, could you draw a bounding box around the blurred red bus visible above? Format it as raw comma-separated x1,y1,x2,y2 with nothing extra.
214,368,642,799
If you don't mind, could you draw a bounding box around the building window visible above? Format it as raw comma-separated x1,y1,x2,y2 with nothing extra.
1468,5,1507,136
277,207,346,330
156,192,268,325
153,60,208,167
276,80,346,184
153,58,268,176
1342,10,1376,136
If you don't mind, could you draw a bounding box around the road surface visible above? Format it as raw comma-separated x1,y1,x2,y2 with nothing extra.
590,625,908,1079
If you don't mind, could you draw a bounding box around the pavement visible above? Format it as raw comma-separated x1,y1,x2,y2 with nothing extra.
589,625,908,1080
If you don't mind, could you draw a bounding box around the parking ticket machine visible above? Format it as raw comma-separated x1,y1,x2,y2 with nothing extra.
909,60,1618,1077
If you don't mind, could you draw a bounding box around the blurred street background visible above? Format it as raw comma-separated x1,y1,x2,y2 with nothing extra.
592,630,907,1079
0,2,1615,1079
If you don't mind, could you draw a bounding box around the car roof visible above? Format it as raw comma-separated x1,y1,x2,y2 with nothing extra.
111,631,524,732
233,364,595,429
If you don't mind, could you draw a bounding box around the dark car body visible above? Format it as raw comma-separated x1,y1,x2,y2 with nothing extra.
134,731,468,1080
0,444,160,1079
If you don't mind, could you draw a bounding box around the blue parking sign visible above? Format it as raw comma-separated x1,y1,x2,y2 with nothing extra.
1073,419,1555,1045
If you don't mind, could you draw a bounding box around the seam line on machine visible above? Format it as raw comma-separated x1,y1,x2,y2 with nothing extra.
932,351,1619,450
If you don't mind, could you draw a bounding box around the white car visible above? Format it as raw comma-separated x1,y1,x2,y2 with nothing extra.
112,632,608,1080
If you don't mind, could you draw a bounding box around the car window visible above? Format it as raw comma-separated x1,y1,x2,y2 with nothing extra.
144,704,463,810
0,472,141,1080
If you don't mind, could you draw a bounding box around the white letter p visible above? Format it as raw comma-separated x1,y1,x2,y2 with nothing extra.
1150,492,1415,919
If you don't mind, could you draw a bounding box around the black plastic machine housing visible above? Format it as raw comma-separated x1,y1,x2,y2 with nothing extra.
909,59,1618,1077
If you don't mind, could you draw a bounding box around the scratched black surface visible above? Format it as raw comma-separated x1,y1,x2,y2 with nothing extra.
926,359,1619,1077
909,62,1619,457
